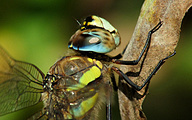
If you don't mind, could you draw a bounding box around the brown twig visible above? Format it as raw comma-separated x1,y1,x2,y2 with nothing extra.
118,0,192,120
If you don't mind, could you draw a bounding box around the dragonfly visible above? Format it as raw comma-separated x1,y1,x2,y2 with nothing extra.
0,47,113,120
0,15,176,120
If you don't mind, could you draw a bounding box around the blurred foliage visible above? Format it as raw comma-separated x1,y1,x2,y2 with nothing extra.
0,0,191,120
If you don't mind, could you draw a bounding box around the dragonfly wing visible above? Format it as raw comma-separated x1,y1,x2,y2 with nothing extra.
0,46,45,116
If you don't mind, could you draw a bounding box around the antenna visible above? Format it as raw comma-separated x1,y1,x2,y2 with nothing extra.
73,17,81,26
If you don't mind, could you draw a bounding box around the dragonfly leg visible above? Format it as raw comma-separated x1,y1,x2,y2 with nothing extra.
111,51,176,91
112,20,163,65
106,103,111,120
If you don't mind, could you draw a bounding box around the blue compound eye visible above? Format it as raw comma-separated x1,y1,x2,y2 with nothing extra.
69,15,121,53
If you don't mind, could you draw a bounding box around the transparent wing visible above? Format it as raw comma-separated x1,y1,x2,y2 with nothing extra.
0,46,45,116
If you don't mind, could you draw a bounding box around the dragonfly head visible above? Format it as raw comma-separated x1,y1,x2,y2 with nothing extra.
68,15,121,54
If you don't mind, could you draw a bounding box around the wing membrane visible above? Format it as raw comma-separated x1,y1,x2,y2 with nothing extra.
0,46,45,116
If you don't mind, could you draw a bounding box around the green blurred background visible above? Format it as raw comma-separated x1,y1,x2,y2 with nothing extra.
0,0,192,120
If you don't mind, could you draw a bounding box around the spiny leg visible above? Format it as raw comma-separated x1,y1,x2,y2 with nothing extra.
111,51,176,91
112,20,163,65
106,103,111,120
106,21,163,119
105,80,114,120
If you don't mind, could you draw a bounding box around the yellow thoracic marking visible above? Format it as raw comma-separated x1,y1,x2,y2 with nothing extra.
79,66,101,85
69,56,81,61
89,58,103,70
87,58,103,69
66,84,85,91
95,60,103,69
71,93,99,118
87,58,93,63
66,57,102,91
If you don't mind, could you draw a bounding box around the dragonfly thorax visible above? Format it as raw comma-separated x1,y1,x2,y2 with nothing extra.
41,56,111,119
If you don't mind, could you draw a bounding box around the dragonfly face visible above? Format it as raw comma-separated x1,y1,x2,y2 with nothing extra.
68,15,121,53
0,47,112,120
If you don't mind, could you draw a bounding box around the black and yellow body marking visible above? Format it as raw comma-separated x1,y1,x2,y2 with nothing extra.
42,56,111,120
